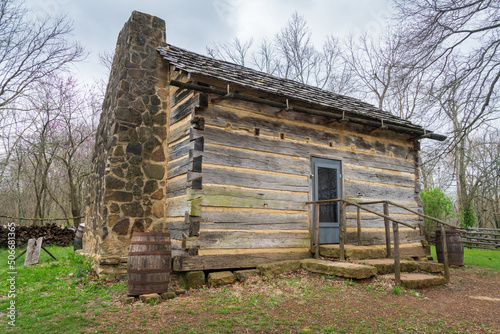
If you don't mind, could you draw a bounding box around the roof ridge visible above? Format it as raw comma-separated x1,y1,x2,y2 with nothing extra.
158,44,421,130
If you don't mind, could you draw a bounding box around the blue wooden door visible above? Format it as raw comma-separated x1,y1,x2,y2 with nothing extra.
312,158,342,244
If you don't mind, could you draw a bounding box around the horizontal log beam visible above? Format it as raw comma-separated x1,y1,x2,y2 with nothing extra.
173,251,311,271
168,80,446,142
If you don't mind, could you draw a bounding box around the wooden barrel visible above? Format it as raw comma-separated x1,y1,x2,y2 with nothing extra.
435,229,464,266
74,223,85,251
127,232,171,296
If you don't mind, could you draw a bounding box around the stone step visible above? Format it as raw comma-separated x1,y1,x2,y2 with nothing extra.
317,244,386,260
358,259,444,275
384,273,447,289
416,261,444,273
301,259,377,279
316,243,429,259
359,259,418,275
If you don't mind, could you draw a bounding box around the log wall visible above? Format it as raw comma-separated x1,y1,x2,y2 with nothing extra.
169,78,424,271
164,72,211,258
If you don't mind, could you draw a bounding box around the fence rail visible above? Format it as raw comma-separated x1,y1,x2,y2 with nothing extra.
461,227,500,249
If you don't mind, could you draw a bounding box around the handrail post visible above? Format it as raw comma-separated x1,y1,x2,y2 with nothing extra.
384,201,391,258
393,221,401,287
440,224,450,283
339,200,346,261
356,207,361,246
315,204,320,259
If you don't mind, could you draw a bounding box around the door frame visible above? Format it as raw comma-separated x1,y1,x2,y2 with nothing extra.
309,155,345,245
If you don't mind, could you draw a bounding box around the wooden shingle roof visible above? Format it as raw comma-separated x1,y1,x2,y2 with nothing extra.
158,44,422,131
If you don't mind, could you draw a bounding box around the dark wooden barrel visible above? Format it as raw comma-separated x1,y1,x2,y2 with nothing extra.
127,232,171,296
435,229,464,266
74,223,85,251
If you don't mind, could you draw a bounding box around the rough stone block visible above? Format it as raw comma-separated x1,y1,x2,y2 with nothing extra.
121,201,144,217
143,180,158,193
175,289,186,295
360,259,418,275
386,273,447,289
104,191,133,202
160,291,177,300
143,163,165,180
140,293,161,304
234,269,260,282
99,257,120,265
184,271,205,289
121,296,135,304
105,176,126,190
320,245,386,260
208,271,237,287
152,201,164,218
417,261,444,273
111,218,130,235
301,259,377,279
257,260,302,276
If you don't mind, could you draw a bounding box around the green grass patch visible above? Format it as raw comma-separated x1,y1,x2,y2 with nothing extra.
0,246,121,333
430,245,500,271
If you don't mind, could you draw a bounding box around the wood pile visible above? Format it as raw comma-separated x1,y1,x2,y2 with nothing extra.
0,223,76,248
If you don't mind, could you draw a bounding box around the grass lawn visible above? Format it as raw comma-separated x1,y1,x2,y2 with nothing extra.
0,246,126,333
1,245,498,333
430,246,500,271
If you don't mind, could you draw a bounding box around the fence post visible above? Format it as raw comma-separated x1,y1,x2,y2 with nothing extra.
466,226,471,248
357,207,361,246
339,201,346,261
393,222,400,287
440,224,450,283
384,201,391,258
315,204,320,259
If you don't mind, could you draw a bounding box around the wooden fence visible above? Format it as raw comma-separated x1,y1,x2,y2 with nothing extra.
460,227,500,249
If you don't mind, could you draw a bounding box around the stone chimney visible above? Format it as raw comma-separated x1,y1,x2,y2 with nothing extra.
84,11,169,278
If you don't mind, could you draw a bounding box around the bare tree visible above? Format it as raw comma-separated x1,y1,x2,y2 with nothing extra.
0,0,84,109
0,75,99,226
342,30,436,121
251,38,280,75
391,0,500,140
274,12,322,85
0,0,84,183
207,12,356,92
53,76,100,227
466,129,500,228
207,37,253,66
322,35,358,96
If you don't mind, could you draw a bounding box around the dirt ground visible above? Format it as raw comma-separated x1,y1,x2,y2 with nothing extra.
85,266,500,333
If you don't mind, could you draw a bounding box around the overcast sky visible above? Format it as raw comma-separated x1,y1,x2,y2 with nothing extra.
26,0,391,85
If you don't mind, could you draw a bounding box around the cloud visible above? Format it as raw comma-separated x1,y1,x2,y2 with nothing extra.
23,0,391,85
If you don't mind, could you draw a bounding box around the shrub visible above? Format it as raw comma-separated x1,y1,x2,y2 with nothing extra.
420,188,454,242
459,203,476,228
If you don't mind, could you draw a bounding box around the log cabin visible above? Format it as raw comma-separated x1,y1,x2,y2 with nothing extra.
83,11,446,278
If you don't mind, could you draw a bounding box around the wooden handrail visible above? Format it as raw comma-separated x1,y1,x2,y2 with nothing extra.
306,199,416,229
345,200,416,229
386,201,459,229
306,198,458,230
307,198,452,286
